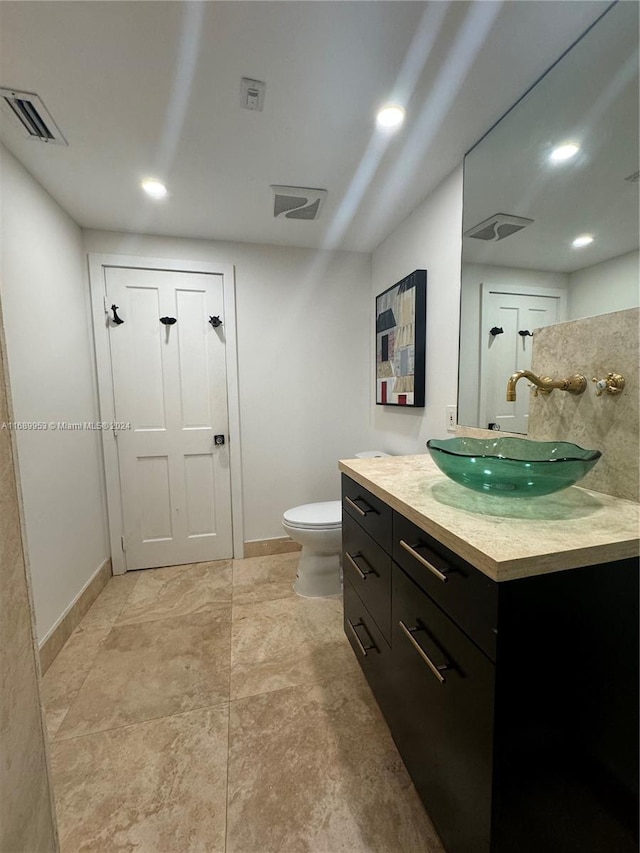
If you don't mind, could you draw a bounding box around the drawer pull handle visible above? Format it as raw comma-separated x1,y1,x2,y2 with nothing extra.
344,495,376,517
399,540,448,583
398,621,448,684
346,618,376,657
345,551,377,580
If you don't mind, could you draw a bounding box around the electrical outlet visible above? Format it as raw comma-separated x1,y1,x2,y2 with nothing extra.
446,405,457,432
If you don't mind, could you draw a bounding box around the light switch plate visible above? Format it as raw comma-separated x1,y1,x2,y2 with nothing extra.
241,78,266,111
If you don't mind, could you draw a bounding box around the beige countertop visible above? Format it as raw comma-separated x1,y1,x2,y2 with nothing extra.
338,454,640,582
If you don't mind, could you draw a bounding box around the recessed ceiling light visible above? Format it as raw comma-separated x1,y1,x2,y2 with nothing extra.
572,234,594,248
376,105,405,129
550,142,580,162
141,179,168,200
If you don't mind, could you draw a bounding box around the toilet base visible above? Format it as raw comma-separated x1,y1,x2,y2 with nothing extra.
293,548,342,597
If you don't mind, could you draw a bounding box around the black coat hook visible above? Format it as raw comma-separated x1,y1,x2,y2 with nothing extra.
209,316,223,328
518,329,533,338
110,305,124,325
160,317,177,325
489,326,504,336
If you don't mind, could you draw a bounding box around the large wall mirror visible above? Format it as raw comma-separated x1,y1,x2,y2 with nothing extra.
459,2,639,434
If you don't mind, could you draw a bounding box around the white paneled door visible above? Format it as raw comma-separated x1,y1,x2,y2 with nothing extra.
105,267,233,569
480,285,566,434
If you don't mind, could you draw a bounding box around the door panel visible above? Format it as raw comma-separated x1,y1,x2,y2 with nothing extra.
127,287,167,428
184,453,217,537
176,288,213,428
138,456,173,541
480,287,563,433
105,266,233,569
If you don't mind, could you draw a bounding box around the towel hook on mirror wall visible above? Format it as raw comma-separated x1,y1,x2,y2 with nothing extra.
209,315,223,328
518,330,533,338
160,316,177,325
489,326,504,336
110,305,124,325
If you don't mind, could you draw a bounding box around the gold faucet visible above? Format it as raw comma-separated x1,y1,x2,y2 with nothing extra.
506,370,587,402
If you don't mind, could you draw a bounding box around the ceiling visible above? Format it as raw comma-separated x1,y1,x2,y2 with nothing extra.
0,1,612,253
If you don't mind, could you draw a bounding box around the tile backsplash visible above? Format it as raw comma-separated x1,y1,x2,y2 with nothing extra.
528,307,639,503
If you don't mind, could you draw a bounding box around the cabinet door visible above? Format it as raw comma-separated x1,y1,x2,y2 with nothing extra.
394,512,497,661
390,565,495,853
342,475,392,552
342,511,392,642
343,578,393,716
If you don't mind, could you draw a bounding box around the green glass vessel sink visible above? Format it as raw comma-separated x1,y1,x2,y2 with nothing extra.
427,437,601,497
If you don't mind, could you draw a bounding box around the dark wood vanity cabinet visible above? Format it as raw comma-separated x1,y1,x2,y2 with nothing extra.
341,474,639,853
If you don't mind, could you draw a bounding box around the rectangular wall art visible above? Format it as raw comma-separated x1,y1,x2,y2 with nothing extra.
375,269,426,407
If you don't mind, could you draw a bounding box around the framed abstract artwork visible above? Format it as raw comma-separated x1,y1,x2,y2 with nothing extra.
375,269,426,407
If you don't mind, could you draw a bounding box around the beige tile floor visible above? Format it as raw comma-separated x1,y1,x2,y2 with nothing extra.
43,553,444,853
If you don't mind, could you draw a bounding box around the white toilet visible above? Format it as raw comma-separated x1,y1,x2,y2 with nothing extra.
282,451,390,598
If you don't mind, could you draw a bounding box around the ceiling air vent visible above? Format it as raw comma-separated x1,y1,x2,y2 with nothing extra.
271,186,327,221
0,88,67,145
465,213,533,242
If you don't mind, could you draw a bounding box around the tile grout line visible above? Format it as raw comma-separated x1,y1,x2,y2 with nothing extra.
54,557,412,852
49,632,110,741
114,599,233,630
54,567,236,744
114,564,232,629
56,560,347,744
52,699,233,744
50,574,142,739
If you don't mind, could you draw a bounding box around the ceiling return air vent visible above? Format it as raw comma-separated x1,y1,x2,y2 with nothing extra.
465,213,533,242
0,88,67,144
271,185,327,221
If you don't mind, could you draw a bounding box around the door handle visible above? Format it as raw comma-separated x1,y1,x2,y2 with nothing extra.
398,621,448,684
214,435,225,446
345,551,377,580
344,495,376,517
346,618,377,657
399,540,449,583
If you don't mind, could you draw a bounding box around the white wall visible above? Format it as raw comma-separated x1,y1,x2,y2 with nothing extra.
83,230,372,542
0,145,109,641
568,250,639,320
369,167,463,453
459,263,569,426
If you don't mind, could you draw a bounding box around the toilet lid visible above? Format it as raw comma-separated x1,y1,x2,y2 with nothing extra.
283,501,342,529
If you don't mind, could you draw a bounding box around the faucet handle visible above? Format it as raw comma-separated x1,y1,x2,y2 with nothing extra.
592,373,625,397
592,377,607,397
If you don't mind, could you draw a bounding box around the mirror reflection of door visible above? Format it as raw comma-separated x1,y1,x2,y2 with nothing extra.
479,284,566,433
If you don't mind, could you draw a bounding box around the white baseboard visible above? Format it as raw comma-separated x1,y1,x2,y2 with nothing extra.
39,557,111,674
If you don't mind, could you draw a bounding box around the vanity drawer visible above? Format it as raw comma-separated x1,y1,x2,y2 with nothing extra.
390,563,495,853
342,475,392,552
343,578,392,711
393,512,498,661
342,511,391,642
